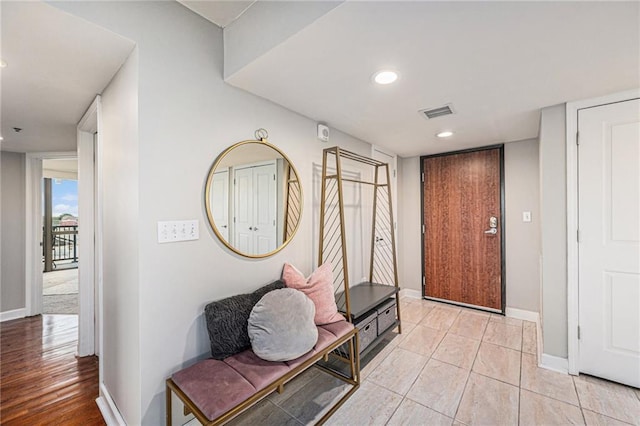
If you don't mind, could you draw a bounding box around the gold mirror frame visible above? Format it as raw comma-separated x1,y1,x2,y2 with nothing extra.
204,139,304,259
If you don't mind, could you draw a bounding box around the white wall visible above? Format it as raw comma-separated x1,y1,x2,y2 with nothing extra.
539,104,568,358
52,2,375,424
1,151,26,313
99,48,141,424
397,142,541,313
504,139,540,312
224,1,342,78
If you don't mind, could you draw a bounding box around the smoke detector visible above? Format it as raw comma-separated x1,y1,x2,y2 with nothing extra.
419,104,455,120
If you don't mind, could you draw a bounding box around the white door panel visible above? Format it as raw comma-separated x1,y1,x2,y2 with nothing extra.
234,167,253,251
233,162,277,255
211,170,229,241
253,163,277,253
578,98,640,388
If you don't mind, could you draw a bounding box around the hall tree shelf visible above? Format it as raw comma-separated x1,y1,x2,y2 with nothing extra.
318,146,402,356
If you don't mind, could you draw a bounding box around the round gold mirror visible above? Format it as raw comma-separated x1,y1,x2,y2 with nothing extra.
205,139,303,258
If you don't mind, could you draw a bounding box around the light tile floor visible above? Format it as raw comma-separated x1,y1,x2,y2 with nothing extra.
227,297,640,425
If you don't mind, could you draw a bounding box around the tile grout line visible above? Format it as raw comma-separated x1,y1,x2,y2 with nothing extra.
571,375,588,425
452,313,491,423
517,325,525,426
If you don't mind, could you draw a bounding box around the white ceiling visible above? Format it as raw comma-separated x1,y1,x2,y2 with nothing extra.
177,0,255,28
224,1,640,157
43,158,78,179
0,1,135,153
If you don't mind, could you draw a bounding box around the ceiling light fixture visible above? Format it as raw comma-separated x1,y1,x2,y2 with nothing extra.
0,59,7,68
373,70,398,85
436,131,454,138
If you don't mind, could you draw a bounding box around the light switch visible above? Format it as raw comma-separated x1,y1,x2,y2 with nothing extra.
158,220,199,243
522,211,532,222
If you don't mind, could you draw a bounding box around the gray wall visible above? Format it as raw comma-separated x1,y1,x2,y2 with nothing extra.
397,141,542,314
504,139,540,312
539,104,568,358
397,156,422,293
52,2,374,424
1,151,26,313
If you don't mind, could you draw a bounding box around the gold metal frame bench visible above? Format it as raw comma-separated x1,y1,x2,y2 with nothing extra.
166,326,360,426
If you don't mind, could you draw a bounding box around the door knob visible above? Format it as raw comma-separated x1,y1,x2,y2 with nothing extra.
484,228,498,235
249,227,253,230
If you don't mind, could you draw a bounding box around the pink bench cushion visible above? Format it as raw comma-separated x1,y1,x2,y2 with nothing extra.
172,359,256,421
224,350,289,391
173,320,355,421
321,319,354,339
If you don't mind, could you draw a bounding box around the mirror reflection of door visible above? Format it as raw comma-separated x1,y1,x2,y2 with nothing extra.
233,162,277,256
211,170,229,241
205,140,303,258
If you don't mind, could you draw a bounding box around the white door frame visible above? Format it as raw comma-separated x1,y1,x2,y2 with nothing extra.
565,88,640,375
25,150,77,317
77,95,102,357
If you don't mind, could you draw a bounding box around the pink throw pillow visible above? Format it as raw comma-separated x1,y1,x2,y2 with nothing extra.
282,262,343,325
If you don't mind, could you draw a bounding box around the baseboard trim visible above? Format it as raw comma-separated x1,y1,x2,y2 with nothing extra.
0,308,26,322
399,289,422,300
540,354,569,374
504,307,539,323
96,383,126,426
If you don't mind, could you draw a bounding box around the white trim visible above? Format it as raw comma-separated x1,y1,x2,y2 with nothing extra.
25,155,43,317
96,383,126,426
565,88,640,376
399,288,421,300
25,152,76,317
26,151,77,160
540,353,569,374
505,307,539,323
77,96,100,357
0,308,26,322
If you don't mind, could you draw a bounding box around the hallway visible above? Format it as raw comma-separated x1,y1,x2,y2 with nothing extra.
0,315,103,425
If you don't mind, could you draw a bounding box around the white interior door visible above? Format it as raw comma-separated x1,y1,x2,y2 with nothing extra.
211,170,229,241
234,167,253,254
253,163,277,254
578,98,640,387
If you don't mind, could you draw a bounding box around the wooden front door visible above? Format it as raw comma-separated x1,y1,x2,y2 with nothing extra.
422,147,504,311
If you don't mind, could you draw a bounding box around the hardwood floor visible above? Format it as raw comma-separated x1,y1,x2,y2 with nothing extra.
1,315,104,425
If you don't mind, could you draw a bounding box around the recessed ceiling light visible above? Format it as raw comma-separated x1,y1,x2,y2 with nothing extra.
0,59,7,68
436,131,454,138
373,70,398,85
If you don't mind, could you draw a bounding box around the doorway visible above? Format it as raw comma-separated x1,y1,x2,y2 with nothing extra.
420,146,505,312
42,161,79,315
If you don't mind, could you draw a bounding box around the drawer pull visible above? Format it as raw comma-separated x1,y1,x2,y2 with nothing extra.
385,309,391,315
364,324,370,331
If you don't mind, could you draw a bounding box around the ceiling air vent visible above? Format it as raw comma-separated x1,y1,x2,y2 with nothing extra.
419,104,455,120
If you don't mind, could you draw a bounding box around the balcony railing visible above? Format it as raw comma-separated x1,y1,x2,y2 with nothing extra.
53,225,78,263
43,225,78,271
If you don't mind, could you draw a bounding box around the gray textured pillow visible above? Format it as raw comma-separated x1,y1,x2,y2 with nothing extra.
248,288,318,362
204,280,285,360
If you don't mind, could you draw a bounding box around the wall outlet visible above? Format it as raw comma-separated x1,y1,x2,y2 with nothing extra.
158,220,199,243
522,211,532,222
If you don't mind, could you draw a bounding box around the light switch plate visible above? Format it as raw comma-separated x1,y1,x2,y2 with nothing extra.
522,211,532,222
158,220,199,243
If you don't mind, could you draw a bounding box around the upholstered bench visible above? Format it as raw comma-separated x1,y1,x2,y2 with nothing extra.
165,279,360,426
